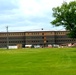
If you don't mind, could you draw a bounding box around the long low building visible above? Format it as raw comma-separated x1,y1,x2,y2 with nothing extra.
0,31,76,48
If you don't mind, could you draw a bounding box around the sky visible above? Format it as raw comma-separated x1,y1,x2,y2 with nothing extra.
0,0,74,32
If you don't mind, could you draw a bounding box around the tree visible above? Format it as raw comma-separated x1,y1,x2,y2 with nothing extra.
51,1,76,38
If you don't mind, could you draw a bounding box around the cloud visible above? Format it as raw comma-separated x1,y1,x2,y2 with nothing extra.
0,0,18,10
0,0,73,32
0,0,18,15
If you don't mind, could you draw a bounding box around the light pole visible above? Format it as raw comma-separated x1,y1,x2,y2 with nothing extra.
6,26,9,49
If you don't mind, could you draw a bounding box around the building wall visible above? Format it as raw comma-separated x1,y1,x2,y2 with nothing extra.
0,32,25,48
0,31,76,48
25,31,55,47
25,31,76,47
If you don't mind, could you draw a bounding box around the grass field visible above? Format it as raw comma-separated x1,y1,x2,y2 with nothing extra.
0,48,76,75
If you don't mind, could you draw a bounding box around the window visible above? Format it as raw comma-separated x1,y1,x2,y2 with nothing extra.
47,41,48,42
42,33,44,35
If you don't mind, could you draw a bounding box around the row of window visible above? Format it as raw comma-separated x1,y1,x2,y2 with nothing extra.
0,39,76,43
26,36,55,39
56,40,76,42
27,32,68,35
0,39,75,43
0,32,68,37
55,32,68,34
26,40,54,43
0,31,69,36
0,33,24,36
0,41,25,43
0,36,57,39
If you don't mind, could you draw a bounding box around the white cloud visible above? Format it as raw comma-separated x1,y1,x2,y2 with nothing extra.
18,0,63,16
0,0,74,32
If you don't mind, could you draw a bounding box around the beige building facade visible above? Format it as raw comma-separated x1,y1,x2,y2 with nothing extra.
0,31,76,48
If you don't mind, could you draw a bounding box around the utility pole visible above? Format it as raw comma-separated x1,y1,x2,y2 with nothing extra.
6,26,9,49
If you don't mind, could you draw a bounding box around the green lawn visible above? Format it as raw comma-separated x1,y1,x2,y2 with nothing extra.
0,48,76,75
